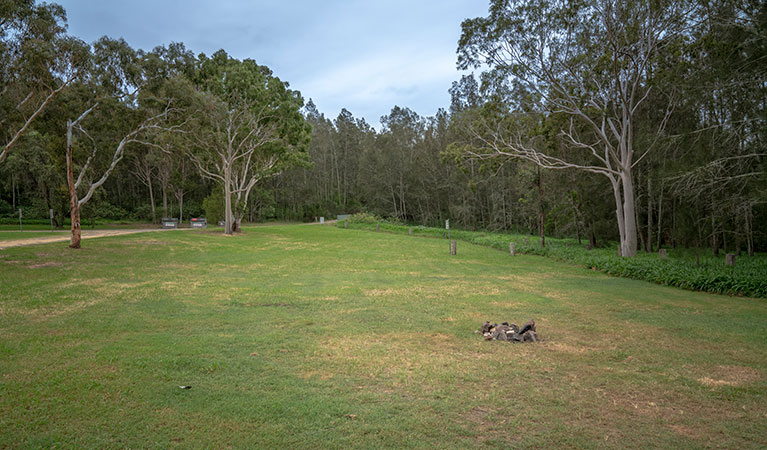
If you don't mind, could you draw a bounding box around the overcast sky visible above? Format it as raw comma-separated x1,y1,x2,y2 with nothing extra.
56,0,488,127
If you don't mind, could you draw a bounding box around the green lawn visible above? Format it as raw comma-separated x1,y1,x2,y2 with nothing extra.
1,225,765,448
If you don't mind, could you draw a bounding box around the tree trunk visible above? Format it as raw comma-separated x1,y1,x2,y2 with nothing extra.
224,164,233,235
537,167,545,248
646,176,652,252
621,170,638,257
747,205,754,257
148,171,156,223
656,185,664,252
177,190,183,225
610,178,626,256
712,215,720,257
162,185,168,217
66,120,81,249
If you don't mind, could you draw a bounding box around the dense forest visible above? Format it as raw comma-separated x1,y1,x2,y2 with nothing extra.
1,0,765,255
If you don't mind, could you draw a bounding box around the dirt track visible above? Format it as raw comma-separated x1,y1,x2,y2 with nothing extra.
0,229,188,250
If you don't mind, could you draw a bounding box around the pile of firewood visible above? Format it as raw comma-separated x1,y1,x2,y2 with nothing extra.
478,319,538,342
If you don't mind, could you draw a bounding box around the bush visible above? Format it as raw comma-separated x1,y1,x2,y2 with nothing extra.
348,212,384,224
132,204,156,222
202,190,224,224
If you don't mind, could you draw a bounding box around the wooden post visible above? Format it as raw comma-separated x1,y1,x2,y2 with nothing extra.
509,242,515,256
409,227,412,235
450,240,456,255
658,249,667,260
376,223,380,232
725,254,736,267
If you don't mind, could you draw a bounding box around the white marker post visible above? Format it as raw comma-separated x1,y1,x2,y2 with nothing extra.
445,219,450,241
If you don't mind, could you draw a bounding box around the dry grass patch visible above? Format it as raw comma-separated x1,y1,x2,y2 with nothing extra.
26,261,63,268
698,365,761,387
545,342,591,354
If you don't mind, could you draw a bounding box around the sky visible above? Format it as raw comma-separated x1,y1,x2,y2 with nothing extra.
56,0,489,128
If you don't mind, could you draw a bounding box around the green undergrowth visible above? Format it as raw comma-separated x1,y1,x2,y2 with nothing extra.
339,215,767,298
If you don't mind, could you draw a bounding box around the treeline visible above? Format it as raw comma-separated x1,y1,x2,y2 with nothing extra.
273,0,767,256
1,0,765,254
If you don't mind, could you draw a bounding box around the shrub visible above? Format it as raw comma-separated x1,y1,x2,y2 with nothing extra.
202,190,224,224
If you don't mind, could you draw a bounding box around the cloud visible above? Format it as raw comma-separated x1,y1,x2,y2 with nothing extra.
58,0,489,126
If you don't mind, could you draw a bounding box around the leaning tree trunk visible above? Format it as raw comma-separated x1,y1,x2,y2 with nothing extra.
66,120,81,249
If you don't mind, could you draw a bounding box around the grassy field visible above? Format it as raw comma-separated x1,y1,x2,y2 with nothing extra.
1,225,765,448
342,218,767,298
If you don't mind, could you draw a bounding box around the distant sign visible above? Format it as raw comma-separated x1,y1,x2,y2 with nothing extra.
162,217,179,229
190,218,207,228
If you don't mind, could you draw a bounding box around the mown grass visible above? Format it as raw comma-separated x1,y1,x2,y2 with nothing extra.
1,225,766,448
341,218,767,298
